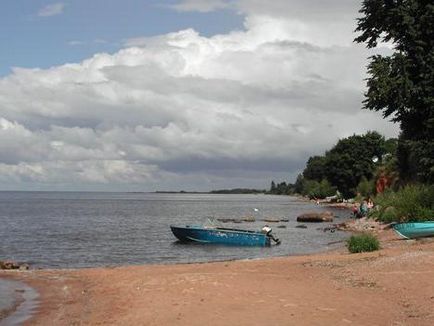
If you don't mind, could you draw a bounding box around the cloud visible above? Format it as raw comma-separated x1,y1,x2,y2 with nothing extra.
37,3,65,17
0,1,399,191
68,40,84,46
169,0,233,12
67,39,109,47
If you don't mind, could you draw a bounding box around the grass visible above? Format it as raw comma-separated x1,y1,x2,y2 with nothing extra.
347,233,380,253
371,184,434,223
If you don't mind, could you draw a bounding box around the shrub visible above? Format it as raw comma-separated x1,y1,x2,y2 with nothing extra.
357,176,375,197
347,233,380,253
371,184,434,222
379,206,398,223
302,179,336,199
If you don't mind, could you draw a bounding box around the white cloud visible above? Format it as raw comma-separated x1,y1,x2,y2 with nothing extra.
68,39,109,47
68,40,84,46
0,1,399,191
169,0,233,12
37,3,65,17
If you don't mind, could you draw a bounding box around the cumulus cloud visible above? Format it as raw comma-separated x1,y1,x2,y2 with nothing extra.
37,3,65,17
0,1,399,191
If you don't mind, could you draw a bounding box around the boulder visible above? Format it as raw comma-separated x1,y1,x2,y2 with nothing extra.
19,264,30,270
0,260,29,270
297,211,334,223
241,216,255,222
0,260,20,270
263,218,280,223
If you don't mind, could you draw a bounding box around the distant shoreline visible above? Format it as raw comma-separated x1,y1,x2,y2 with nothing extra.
156,189,267,194
0,189,267,194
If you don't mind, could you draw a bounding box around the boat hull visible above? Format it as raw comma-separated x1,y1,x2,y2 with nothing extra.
392,222,434,239
170,225,271,246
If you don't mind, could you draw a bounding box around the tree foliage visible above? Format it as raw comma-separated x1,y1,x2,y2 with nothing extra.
302,131,389,198
303,156,327,182
325,131,387,197
270,132,399,198
268,180,294,195
355,0,434,183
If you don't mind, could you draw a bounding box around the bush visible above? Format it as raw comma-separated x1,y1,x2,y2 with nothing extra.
347,233,380,253
371,184,434,222
357,176,375,197
301,179,336,199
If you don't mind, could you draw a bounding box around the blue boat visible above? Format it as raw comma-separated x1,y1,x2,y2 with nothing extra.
392,222,434,239
170,225,280,246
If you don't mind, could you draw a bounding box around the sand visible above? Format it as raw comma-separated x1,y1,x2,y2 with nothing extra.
1,222,434,326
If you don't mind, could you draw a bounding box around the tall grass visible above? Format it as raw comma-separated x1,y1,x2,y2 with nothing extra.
371,184,434,223
347,233,380,253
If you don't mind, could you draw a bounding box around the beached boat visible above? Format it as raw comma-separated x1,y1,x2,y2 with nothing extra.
170,224,280,246
392,222,434,239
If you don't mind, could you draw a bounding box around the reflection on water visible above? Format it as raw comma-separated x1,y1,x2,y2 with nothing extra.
0,192,351,268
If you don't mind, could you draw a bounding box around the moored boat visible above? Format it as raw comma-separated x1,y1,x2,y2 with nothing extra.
392,222,434,239
170,224,280,246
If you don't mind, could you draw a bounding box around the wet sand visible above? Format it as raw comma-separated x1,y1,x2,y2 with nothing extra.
2,224,434,326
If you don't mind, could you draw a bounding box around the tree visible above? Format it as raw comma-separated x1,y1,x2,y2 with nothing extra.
303,156,327,182
294,174,305,194
324,131,387,197
270,181,276,193
355,0,434,183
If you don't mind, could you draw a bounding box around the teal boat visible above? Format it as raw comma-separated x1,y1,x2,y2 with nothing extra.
170,218,280,246
170,225,273,246
392,222,434,239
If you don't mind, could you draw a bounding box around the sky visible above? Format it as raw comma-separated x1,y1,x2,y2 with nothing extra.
0,0,399,192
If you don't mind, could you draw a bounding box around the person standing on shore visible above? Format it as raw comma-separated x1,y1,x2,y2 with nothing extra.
367,198,374,210
359,200,369,218
352,203,359,217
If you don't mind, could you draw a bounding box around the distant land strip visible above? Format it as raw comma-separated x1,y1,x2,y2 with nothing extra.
155,189,266,194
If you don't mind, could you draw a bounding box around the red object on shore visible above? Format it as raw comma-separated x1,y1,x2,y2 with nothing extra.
376,175,388,194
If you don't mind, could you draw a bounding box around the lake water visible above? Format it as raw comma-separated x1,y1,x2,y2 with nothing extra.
0,279,38,326
0,192,353,321
0,192,351,269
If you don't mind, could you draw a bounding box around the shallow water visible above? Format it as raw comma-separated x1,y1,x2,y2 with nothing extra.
0,192,351,268
0,279,16,314
0,279,38,326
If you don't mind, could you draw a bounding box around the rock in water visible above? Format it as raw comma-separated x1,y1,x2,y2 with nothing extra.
0,260,29,270
296,212,334,223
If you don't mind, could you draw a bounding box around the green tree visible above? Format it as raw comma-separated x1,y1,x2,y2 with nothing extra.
357,176,376,197
355,0,434,183
294,174,305,194
270,181,276,193
276,182,288,195
324,131,387,197
303,156,327,182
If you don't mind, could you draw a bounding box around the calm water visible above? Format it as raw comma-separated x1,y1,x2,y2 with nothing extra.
0,192,351,269
0,279,38,326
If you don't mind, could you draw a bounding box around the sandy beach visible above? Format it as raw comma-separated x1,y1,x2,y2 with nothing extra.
2,222,434,326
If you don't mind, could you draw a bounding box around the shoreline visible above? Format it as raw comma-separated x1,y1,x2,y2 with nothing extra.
0,283,25,320
0,279,38,325
1,220,434,325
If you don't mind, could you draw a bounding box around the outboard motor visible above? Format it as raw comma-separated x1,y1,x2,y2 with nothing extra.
262,225,281,245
